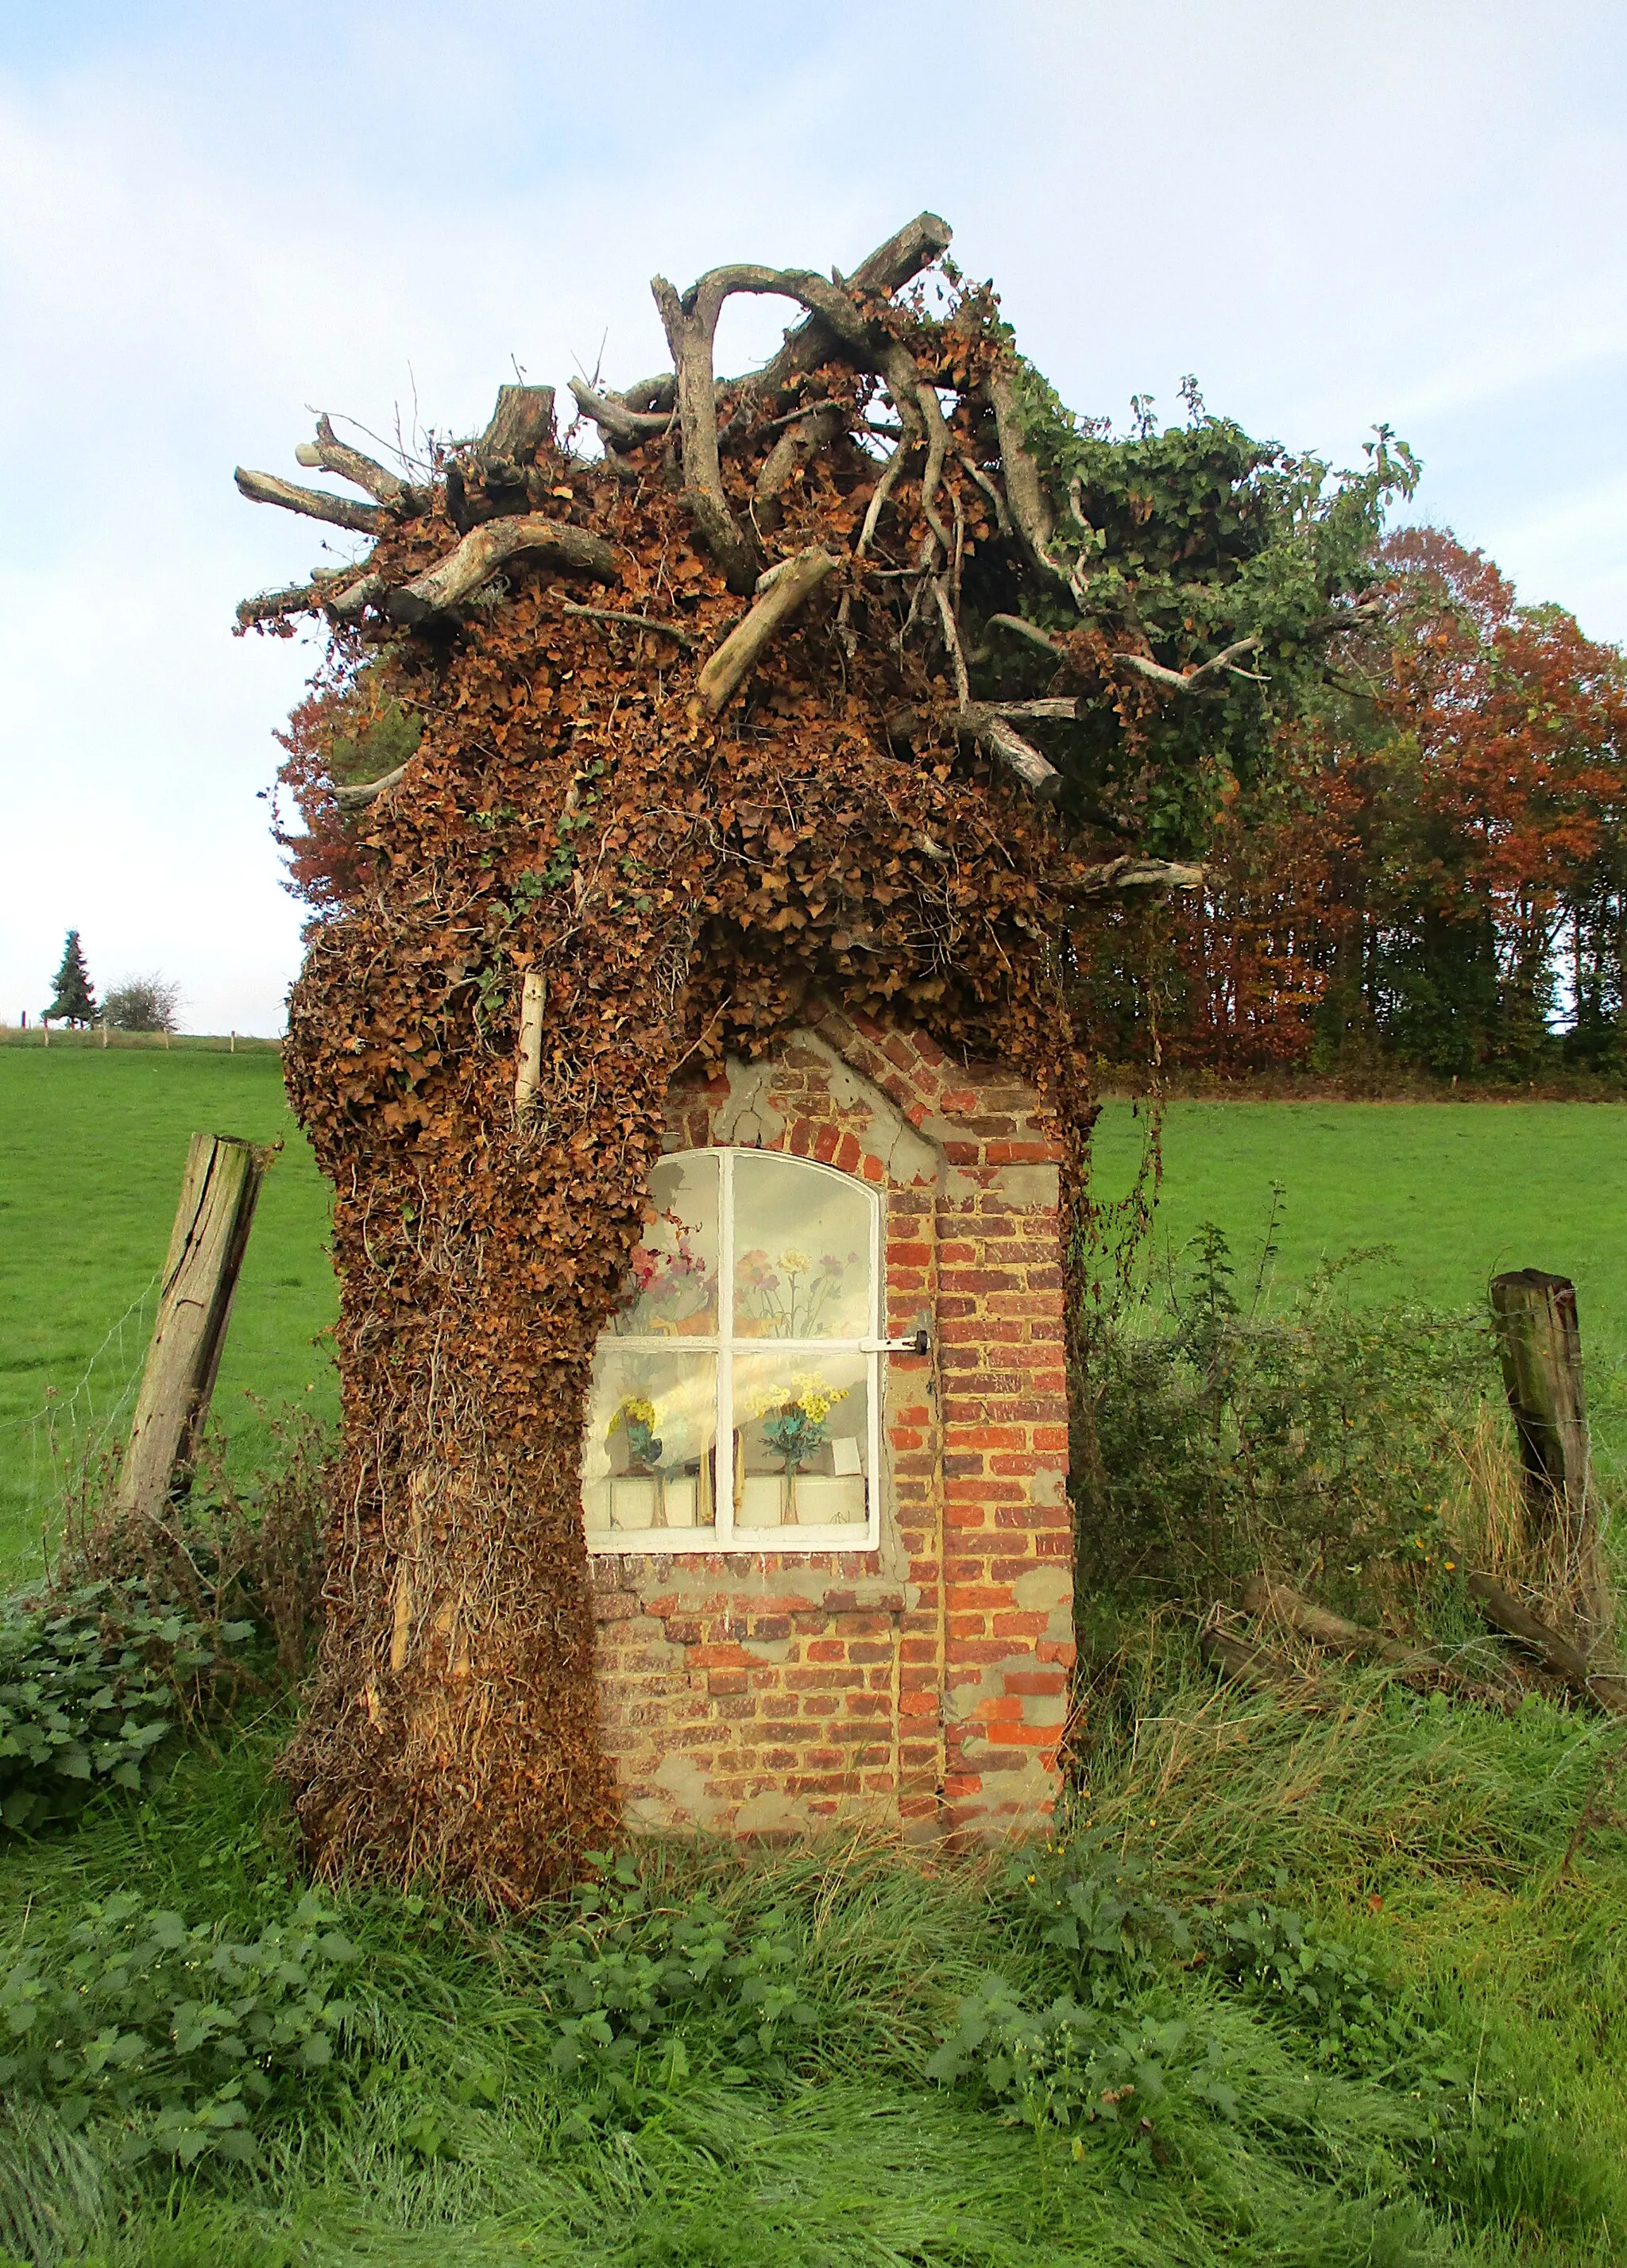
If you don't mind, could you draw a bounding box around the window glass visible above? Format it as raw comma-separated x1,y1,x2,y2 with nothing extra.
610,1152,719,1338
582,1347,719,1540
582,1149,880,1551
732,1150,871,1340
732,1349,869,1530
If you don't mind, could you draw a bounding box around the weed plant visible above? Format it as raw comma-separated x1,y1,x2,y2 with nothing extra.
0,1671,1623,2266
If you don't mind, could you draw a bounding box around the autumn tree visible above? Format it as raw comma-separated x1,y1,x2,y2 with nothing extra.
235,214,1413,1900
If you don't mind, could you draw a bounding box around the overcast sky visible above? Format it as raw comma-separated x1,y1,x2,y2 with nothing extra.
2,0,1623,1034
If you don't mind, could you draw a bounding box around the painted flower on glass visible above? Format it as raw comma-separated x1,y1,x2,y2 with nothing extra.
737,1246,858,1337
619,1212,714,1334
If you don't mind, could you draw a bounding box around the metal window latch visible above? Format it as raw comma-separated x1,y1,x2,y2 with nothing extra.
860,1330,931,1356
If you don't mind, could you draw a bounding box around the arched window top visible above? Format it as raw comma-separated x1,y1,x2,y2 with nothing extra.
582,1149,882,1553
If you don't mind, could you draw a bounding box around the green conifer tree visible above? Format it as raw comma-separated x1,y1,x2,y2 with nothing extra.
44,929,97,1026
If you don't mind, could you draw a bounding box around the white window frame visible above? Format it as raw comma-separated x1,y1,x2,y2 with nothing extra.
585,1147,883,1555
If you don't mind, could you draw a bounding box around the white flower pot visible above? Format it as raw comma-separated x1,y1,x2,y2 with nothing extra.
740,1474,786,1527
610,1477,660,1528
663,1476,699,1528
792,1475,867,1524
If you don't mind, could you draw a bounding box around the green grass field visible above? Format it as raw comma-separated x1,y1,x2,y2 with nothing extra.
0,1049,337,1565
6,1060,1627,2262
4,1057,1625,1569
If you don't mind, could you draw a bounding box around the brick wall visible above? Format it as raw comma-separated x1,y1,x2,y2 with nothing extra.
588,1004,1074,1844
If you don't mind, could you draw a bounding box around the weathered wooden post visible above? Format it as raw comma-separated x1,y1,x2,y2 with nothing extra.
1489,1269,1602,1637
115,1134,271,1522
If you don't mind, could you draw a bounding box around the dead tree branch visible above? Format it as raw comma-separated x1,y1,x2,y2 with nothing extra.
1060,856,1206,898
986,365,1062,585
651,273,763,593
295,415,416,509
697,547,837,715
235,581,326,631
333,763,409,812
1115,636,1267,694
745,211,951,403
386,517,619,628
477,384,556,467
982,716,1061,801
233,467,392,536
561,602,698,651
566,380,674,450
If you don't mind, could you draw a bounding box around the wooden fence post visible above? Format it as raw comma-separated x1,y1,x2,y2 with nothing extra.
1488,1268,1602,1636
115,1134,272,1522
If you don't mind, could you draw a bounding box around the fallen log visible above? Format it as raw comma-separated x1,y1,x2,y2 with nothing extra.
1199,1610,1334,1714
1463,1571,1627,1714
1242,1573,1514,1706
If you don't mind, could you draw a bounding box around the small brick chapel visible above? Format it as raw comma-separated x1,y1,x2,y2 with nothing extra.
582,1003,1074,1844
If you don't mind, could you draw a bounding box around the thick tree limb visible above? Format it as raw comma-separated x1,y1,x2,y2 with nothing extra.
1116,636,1266,694
986,613,1061,655
234,467,392,536
567,379,674,450
1242,1574,1513,1705
1463,1571,1627,1713
327,571,388,622
651,273,763,593
981,717,1061,801
386,516,619,627
744,212,951,403
655,246,950,587
561,602,698,651
477,384,556,467
986,365,1062,584
1060,856,1206,899
334,763,408,811
1200,1610,1333,1714
755,403,845,523
697,546,837,715
294,415,415,509
235,581,326,630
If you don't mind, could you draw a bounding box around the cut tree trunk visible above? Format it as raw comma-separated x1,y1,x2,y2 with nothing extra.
115,1134,270,1522
1489,1269,1604,1636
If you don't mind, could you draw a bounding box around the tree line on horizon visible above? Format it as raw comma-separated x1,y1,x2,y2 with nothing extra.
1077,528,1627,1081
37,931,181,1034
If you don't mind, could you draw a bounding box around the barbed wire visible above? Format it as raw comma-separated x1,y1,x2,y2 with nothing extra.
0,1273,161,1523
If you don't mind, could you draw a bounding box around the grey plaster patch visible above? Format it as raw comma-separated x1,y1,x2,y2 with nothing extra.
743,1636,794,1664
957,1741,1054,1783
640,1556,910,1614
1013,1565,1070,1613
939,1159,1059,1209
1030,1469,1068,1509
732,1789,814,1834
713,1057,786,1147
942,1652,1034,1720
1013,1562,1073,1644
651,1750,723,1826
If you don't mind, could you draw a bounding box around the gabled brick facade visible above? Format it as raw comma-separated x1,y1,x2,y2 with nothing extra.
588,1004,1074,1843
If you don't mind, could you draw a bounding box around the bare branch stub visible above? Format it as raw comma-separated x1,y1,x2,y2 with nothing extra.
234,467,393,536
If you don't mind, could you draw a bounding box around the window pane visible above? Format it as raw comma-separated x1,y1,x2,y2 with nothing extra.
732,1153,871,1340
582,1347,718,1539
732,1350,870,1529
611,1152,719,1338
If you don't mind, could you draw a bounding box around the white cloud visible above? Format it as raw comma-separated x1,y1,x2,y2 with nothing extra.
2,0,1624,1030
